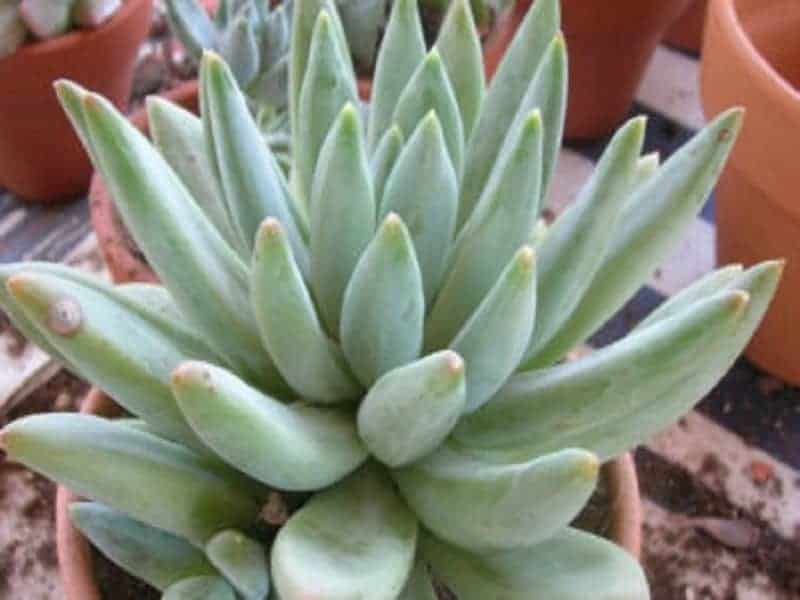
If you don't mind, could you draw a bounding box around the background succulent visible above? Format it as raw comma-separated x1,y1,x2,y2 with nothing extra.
0,0,782,598
0,0,122,58
166,0,293,111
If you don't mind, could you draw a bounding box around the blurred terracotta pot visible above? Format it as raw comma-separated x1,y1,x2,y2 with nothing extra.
665,0,709,54
701,0,800,383
0,0,153,202
55,390,642,599
89,81,198,284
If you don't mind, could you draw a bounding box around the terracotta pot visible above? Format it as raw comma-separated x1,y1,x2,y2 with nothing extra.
700,0,800,383
0,0,153,203
89,81,199,284
665,0,709,54
486,0,691,140
56,388,642,599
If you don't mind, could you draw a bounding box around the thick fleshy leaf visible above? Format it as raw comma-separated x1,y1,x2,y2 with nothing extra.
147,96,241,254
70,503,217,592
219,12,259,87
172,361,367,491
0,414,261,545
5,270,218,448
394,444,597,552
464,33,566,226
206,530,270,600
289,0,351,144
357,351,466,467
392,49,464,174
117,282,184,323
295,10,358,208
370,125,404,211
449,246,537,413
397,559,437,600
163,576,237,599
454,290,753,462
635,265,743,330
310,104,375,335
59,87,283,391
525,109,745,368
201,52,307,267
379,113,458,306
271,465,418,600
165,0,218,59
421,528,649,600
0,266,73,370
341,214,425,387
425,112,542,352
459,0,558,222
54,80,98,164
523,117,645,362
366,0,426,150
252,219,360,403
434,0,484,139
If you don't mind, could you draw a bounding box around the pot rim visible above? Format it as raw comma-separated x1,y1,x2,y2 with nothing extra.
56,387,642,599
710,0,800,104
0,0,151,64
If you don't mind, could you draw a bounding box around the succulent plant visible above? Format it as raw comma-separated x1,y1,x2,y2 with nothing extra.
0,0,781,598
166,0,293,111
0,0,122,58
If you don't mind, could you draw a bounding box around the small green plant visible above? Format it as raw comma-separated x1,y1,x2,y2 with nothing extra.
0,0,781,597
166,0,293,111
0,0,122,58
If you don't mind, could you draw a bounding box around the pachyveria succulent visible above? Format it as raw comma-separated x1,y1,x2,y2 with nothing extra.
0,0,122,58
0,0,781,598
166,0,293,111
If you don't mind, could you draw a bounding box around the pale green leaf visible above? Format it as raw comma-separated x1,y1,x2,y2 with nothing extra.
172,361,367,491
70,503,217,592
394,444,598,552
366,0,425,150
252,219,361,403
272,464,418,600
341,214,424,387
1,414,261,545
310,104,375,335
425,112,542,351
379,113,458,306
421,528,649,600
206,530,270,600
357,350,466,467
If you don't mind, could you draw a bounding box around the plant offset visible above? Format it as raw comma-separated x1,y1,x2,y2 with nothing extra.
0,0,122,57
0,0,782,597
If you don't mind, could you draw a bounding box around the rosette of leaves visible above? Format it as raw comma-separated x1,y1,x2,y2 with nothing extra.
0,0,781,598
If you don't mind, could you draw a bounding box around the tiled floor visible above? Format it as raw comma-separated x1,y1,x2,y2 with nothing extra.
1,44,799,598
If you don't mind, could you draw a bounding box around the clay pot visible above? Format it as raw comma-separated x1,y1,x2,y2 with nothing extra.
665,0,709,54
486,0,691,140
700,0,800,383
89,81,199,284
56,388,642,599
0,0,153,203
